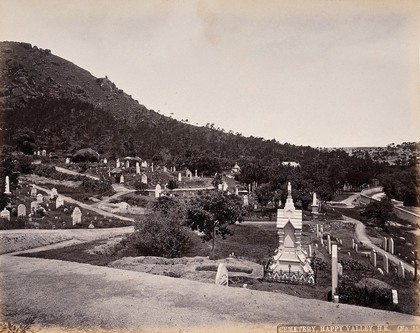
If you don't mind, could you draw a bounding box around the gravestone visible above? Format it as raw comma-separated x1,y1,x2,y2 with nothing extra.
222,182,228,191
370,248,375,265
308,244,312,257
120,175,124,184
398,261,405,278
311,192,319,214
136,162,140,174
163,166,167,172
266,182,314,285
103,158,108,164
88,223,95,229
50,187,58,199
178,173,182,182
126,160,130,168
4,176,11,194
56,196,64,209
31,187,37,197
141,161,148,168
65,157,70,164
351,239,355,249
332,244,338,296
37,150,41,156
0,208,10,221
155,184,162,198
243,195,248,206
392,290,398,304
354,244,358,252
141,174,148,184
383,253,389,273
388,238,394,254
195,169,198,178
320,237,324,246
116,159,120,168
383,237,388,251
36,193,43,203
17,204,26,217
30,201,38,213
41,149,46,156
337,263,343,276
333,295,339,304
186,169,192,178
218,184,223,190
235,187,239,195
372,251,377,267
72,207,82,225
316,224,320,238
151,163,154,172
215,263,229,286
327,235,331,255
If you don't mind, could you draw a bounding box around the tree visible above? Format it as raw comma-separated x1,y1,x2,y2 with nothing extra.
361,198,394,228
167,179,178,190
186,191,245,259
131,197,190,258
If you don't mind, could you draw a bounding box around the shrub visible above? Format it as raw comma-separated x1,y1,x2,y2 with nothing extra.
81,177,112,194
339,259,370,271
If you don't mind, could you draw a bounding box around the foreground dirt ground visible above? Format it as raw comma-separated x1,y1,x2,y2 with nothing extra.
0,255,418,333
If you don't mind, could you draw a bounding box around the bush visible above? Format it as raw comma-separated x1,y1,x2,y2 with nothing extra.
81,177,112,194
129,208,190,258
337,275,393,310
339,259,370,271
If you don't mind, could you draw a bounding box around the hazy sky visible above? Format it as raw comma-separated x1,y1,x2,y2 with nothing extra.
1,0,418,147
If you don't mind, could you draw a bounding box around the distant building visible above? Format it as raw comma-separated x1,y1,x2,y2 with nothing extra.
281,161,300,168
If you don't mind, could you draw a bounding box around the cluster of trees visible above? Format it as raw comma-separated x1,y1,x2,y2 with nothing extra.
130,192,245,259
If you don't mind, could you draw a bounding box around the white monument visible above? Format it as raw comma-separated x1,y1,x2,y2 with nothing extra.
311,192,319,214
4,176,11,194
141,174,148,184
17,204,26,217
265,182,314,284
215,263,229,286
0,208,10,221
116,159,120,168
136,162,140,174
56,196,64,209
178,173,182,182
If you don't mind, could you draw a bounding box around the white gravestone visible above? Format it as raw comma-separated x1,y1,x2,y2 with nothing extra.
72,207,82,225
36,193,43,203
215,263,229,286
103,158,107,164
327,235,331,255
0,208,10,221
17,204,26,217
316,224,320,238
383,253,389,273
243,195,249,206
235,187,239,195
337,263,343,276
120,175,125,184
56,196,64,209
388,238,394,254
398,261,405,278
4,176,11,194
308,245,312,257
383,237,388,251
50,187,58,199
331,244,338,296
373,252,377,267
31,187,37,197
178,173,182,182
136,162,140,174
41,149,46,156
392,290,398,304
141,174,148,184
65,157,70,164
126,160,130,168
116,159,120,168
30,201,38,213
155,184,162,198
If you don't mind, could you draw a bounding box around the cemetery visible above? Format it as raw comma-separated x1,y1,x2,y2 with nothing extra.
0,151,419,326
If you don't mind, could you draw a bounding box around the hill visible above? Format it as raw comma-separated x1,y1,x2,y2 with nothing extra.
0,41,417,207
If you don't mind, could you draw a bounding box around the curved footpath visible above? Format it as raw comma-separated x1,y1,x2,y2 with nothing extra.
33,185,134,222
0,255,418,332
345,215,415,274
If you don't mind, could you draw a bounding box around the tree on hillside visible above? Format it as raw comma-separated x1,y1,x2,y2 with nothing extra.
186,191,245,259
361,198,394,228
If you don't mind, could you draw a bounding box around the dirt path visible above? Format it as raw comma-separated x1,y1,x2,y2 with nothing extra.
0,255,417,332
55,166,100,180
33,184,134,222
343,215,414,274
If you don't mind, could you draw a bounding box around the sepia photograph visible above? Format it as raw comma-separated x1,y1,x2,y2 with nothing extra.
0,1,419,332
